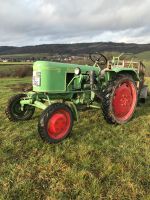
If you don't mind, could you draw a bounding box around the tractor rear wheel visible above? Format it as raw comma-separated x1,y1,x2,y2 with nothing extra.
38,103,74,143
5,94,35,121
101,76,137,124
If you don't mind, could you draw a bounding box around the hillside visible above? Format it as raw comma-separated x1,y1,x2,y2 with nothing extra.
1,42,150,55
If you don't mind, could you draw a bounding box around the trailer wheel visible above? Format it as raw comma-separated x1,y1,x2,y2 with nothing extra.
38,103,74,143
101,76,137,124
5,94,35,121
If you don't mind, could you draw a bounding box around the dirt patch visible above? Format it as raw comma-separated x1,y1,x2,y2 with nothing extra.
7,83,32,92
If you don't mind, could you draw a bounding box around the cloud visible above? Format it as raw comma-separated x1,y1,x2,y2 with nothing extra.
0,0,149,46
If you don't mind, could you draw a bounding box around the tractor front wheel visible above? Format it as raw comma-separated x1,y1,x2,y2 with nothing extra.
38,103,74,143
5,94,35,121
101,76,137,124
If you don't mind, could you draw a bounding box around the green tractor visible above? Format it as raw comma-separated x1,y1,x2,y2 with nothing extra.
5,53,147,143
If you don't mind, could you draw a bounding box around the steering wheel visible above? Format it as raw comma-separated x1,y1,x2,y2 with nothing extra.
89,53,108,68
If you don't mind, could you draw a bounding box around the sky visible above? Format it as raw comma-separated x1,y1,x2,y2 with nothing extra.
0,0,150,46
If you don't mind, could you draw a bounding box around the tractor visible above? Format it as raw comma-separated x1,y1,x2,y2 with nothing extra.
5,53,148,143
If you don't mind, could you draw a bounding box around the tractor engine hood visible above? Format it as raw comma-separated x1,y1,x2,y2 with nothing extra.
32,61,100,93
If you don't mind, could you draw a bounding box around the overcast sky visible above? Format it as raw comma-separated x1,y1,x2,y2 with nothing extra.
0,0,150,46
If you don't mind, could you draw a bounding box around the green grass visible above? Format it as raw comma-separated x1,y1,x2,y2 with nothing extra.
135,51,150,61
0,53,50,58
0,62,32,72
0,65,31,73
0,77,150,200
0,62,32,65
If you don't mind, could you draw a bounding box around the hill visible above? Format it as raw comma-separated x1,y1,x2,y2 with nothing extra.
1,42,150,55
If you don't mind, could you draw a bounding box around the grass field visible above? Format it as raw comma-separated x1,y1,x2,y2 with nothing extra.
0,65,31,72
0,62,32,69
0,63,32,78
0,77,150,200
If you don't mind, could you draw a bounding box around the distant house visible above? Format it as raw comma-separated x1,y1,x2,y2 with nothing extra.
64,57,72,62
3,59,8,63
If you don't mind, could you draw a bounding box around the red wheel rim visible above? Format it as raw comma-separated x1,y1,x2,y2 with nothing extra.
112,80,137,121
47,109,71,140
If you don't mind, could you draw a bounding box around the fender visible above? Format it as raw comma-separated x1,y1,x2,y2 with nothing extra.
103,68,140,82
65,101,78,121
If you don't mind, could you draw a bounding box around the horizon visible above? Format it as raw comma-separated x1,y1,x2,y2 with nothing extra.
1,41,150,48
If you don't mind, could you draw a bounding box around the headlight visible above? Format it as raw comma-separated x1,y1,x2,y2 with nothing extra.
74,67,81,75
32,71,41,86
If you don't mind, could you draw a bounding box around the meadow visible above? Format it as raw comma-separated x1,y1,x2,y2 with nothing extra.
0,53,150,200
0,56,150,199
0,62,32,78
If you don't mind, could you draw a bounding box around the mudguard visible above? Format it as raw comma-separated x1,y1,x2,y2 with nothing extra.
104,68,140,82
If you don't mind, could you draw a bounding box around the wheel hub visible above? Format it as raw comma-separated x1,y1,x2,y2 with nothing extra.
112,81,136,120
49,113,67,134
47,109,71,139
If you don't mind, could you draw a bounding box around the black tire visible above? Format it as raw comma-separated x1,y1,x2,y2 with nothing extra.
101,76,137,124
5,94,35,121
38,103,74,143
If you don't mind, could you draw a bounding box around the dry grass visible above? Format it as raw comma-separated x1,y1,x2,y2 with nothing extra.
0,64,32,78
